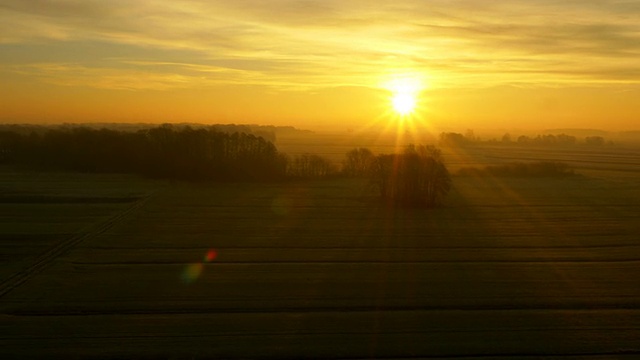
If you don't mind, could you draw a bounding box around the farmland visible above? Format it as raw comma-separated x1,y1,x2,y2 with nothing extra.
1,140,640,358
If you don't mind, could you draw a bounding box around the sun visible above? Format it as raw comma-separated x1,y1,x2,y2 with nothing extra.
385,77,422,117
392,92,416,115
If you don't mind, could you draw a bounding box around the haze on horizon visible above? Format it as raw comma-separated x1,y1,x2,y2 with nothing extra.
1,1,639,132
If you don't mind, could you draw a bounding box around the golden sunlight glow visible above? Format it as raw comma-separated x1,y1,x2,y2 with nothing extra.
2,2,639,130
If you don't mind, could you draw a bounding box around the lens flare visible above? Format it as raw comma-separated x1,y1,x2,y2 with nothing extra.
182,263,203,284
182,249,219,284
204,249,218,262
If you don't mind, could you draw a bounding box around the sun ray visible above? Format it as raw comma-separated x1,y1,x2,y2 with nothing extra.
354,74,437,156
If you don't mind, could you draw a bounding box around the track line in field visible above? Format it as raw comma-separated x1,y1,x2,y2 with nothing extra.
0,194,155,299
7,303,640,316
65,259,640,265
78,244,640,250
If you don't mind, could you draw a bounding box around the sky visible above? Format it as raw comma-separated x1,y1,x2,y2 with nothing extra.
1,0,639,131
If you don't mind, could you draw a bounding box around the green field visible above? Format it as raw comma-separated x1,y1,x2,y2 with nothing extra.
1,144,640,358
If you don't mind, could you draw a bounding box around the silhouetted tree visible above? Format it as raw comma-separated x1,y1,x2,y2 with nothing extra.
370,145,451,208
556,133,577,146
287,153,336,179
0,125,287,182
439,132,469,147
517,135,530,144
585,136,605,146
342,147,374,177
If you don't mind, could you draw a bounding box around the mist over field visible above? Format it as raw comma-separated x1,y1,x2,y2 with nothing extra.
1,122,640,358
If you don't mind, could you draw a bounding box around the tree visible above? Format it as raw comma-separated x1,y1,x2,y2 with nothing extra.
517,135,530,144
439,132,469,147
556,133,577,146
287,153,336,179
585,136,605,146
370,145,451,208
342,147,374,177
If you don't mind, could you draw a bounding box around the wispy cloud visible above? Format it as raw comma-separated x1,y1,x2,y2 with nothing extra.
1,0,639,91
7,62,199,90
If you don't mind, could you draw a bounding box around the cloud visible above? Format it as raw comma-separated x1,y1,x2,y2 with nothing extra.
1,0,639,91
6,62,199,90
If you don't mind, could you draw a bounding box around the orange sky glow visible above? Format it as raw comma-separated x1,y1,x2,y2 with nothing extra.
1,1,639,131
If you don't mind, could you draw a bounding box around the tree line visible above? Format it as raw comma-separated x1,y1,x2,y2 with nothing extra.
3,125,584,208
0,125,286,181
439,131,612,147
0,125,454,207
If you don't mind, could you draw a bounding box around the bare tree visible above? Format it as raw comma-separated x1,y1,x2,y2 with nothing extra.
370,145,451,207
342,147,374,177
287,153,336,179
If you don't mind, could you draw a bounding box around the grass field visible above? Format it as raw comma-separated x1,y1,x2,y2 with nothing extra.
1,144,639,358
